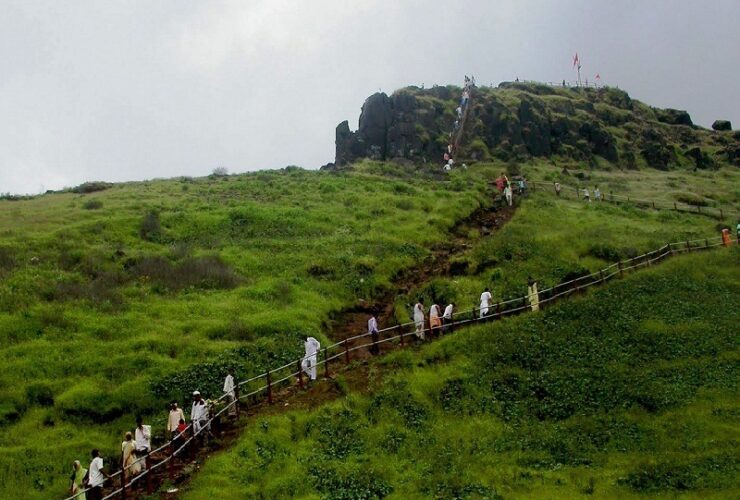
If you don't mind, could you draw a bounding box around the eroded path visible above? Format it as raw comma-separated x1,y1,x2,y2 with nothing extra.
114,192,515,498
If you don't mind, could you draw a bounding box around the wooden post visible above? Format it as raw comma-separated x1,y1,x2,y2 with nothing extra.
667,243,673,256
599,269,605,283
674,202,677,211
266,370,273,404
121,469,127,499
652,201,656,209
496,302,501,318
169,443,175,482
399,326,405,346
705,239,709,249
344,339,350,364
146,456,153,494
575,187,579,199
686,240,690,252
618,261,623,278
324,348,330,379
297,360,304,389
234,383,240,418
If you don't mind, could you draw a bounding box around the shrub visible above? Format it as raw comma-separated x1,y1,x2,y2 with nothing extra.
129,255,240,291
139,211,163,242
82,199,103,210
26,383,54,407
212,166,229,177
71,181,112,193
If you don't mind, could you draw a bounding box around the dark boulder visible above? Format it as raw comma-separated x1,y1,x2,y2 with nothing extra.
684,147,713,169
358,93,392,159
655,108,693,126
712,120,732,131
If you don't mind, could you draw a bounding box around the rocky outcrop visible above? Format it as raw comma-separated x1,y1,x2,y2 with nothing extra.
712,120,732,131
333,82,738,170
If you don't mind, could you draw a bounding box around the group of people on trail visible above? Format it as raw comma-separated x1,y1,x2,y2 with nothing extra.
582,185,601,202
69,370,238,499
443,76,476,171
495,172,527,207
412,299,455,339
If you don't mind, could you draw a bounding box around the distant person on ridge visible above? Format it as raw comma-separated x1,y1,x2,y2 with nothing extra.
479,288,493,318
223,368,237,417
413,299,425,340
167,402,185,439
527,277,540,312
69,460,87,499
583,187,591,202
429,303,442,338
191,391,208,435
554,182,561,196
442,302,454,333
368,313,380,355
302,336,321,381
87,449,110,500
594,186,601,202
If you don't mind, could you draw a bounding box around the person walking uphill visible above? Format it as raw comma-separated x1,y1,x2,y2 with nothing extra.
368,314,380,355
69,460,87,499
86,449,110,500
167,402,185,439
527,277,540,312
191,391,208,435
302,336,321,381
429,303,442,338
413,299,425,340
479,288,492,318
223,369,237,417
134,416,151,463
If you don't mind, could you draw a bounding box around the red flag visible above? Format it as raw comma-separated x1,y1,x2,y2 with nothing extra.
572,53,579,68
595,73,601,80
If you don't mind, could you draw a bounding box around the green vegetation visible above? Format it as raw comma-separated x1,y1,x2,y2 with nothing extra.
0,155,737,497
0,163,488,497
184,250,739,499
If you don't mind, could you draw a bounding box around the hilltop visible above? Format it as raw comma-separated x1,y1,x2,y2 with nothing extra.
332,82,739,170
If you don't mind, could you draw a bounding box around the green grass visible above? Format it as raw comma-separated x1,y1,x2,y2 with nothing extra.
183,250,739,499
0,160,737,497
0,163,491,497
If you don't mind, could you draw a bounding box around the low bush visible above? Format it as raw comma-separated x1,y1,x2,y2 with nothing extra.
71,181,112,193
82,199,103,210
139,211,163,242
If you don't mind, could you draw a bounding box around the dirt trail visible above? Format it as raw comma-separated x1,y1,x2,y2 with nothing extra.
107,191,515,499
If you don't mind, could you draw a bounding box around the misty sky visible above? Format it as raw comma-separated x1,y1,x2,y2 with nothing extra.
1,0,738,194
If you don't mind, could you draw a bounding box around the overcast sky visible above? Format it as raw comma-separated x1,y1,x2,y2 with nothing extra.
1,0,738,194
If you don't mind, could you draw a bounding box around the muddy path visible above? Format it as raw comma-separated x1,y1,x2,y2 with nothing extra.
117,192,516,498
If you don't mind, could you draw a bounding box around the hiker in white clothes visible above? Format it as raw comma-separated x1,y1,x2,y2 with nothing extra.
134,416,151,471
191,391,208,435
479,288,492,318
223,368,237,417
583,187,591,202
554,182,561,196
442,302,454,333
413,299,425,340
594,186,601,202
504,184,513,206
167,402,185,439
302,336,321,381
368,314,380,355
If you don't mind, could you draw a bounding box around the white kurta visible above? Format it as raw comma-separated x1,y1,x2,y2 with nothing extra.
223,374,235,399
413,303,425,339
302,337,320,380
480,291,492,318
191,401,207,433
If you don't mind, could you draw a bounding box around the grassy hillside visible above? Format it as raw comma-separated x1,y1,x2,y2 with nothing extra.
0,159,736,496
183,249,739,499
0,164,489,496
